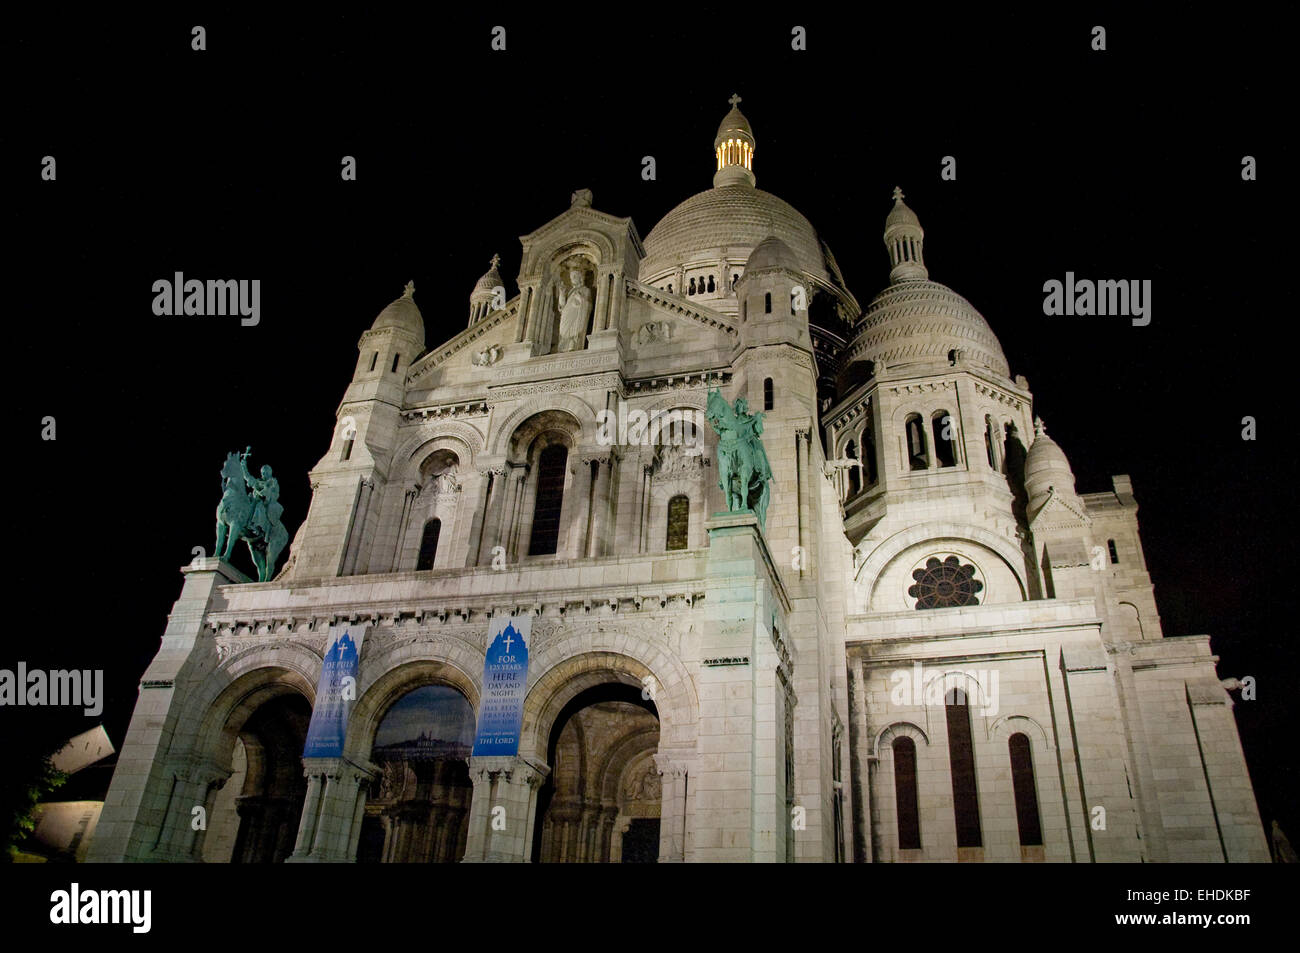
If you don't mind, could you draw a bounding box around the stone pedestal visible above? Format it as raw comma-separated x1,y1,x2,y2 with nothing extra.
87,559,248,862
691,512,794,862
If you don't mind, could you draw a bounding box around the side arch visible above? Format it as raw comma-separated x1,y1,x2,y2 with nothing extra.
488,395,598,457
855,521,1030,601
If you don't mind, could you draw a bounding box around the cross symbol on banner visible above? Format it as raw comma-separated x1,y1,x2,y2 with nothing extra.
502,630,514,653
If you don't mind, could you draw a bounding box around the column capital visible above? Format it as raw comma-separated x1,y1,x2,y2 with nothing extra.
468,754,551,788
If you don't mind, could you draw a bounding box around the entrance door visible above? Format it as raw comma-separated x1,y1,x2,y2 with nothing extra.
621,818,660,863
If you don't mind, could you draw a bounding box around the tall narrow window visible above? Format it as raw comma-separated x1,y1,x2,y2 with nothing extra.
666,494,689,551
764,292,772,314
368,352,378,372
893,736,921,850
707,275,716,293
905,414,928,471
391,353,401,373
763,377,774,411
984,415,998,469
1108,539,1119,564
341,438,354,462
932,411,956,467
731,273,739,290
527,444,568,556
846,441,860,497
416,518,442,570
863,418,878,485
946,689,982,848
1008,733,1043,847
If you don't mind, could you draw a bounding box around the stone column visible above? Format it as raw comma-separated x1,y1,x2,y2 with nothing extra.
463,755,550,862
477,465,508,566
287,757,375,862
151,758,231,862
586,451,616,557
502,464,529,561
654,754,692,863
560,454,594,559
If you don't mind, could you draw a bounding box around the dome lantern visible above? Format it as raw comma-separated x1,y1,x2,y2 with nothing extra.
714,94,756,189
885,186,928,282
469,254,504,325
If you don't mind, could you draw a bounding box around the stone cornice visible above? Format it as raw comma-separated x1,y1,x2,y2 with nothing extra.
406,301,520,384
624,277,739,337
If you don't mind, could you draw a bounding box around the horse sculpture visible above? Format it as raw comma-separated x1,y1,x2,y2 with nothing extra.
214,447,288,582
706,388,773,528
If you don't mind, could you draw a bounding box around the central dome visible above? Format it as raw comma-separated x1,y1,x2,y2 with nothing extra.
640,185,834,285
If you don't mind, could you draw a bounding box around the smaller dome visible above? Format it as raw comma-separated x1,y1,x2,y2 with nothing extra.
1024,418,1078,510
716,103,752,142
473,254,504,298
744,236,800,273
372,281,424,338
885,187,921,230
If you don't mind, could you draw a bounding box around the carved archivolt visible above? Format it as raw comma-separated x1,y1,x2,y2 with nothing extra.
394,419,485,470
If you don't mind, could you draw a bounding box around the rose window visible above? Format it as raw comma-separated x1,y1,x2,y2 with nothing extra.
908,555,983,610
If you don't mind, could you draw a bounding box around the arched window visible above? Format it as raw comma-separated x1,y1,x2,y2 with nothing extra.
984,415,998,469
905,414,928,470
666,494,689,551
790,289,797,315
1108,539,1119,564
707,275,715,293
893,736,921,850
368,352,378,372
416,518,442,570
946,689,982,848
846,441,860,497
731,273,739,290
689,277,697,295
932,411,956,467
528,444,568,556
1008,733,1043,847
763,377,774,411
764,292,772,314
391,353,401,373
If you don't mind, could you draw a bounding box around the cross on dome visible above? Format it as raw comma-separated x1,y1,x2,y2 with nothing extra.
892,186,905,202
490,254,501,269
729,93,742,107
403,280,415,298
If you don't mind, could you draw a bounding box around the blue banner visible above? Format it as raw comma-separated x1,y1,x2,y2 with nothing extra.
472,616,531,756
303,624,367,758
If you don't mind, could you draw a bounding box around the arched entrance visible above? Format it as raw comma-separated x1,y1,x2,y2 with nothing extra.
357,684,475,862
533,683,660,863
203,692,312,863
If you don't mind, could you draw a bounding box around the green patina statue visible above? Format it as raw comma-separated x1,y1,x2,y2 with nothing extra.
706,388,773,528
214,447,288,581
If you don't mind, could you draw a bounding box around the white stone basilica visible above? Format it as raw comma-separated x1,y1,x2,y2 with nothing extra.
91,97,1269,863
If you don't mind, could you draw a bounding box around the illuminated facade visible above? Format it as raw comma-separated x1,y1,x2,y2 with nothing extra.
91,97,1269,863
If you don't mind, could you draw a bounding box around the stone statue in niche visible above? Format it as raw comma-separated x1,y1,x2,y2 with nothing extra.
425,462,460,496
555,266,593,352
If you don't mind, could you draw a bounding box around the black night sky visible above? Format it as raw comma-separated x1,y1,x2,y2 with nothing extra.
9,8,1294,853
